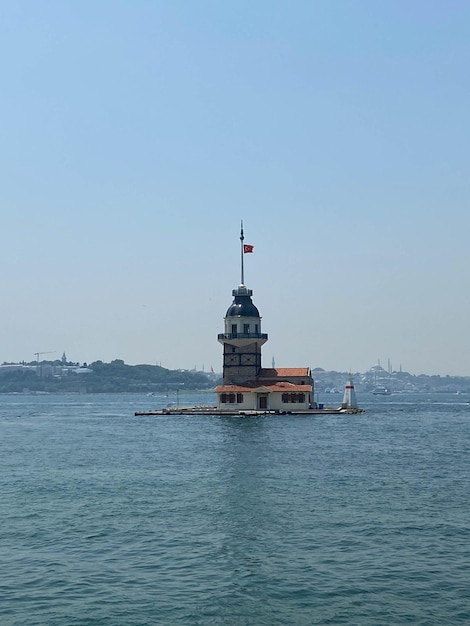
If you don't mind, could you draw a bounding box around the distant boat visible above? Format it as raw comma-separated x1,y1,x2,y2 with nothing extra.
372,385,391,395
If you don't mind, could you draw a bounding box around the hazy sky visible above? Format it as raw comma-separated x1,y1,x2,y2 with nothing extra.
1,1,469,375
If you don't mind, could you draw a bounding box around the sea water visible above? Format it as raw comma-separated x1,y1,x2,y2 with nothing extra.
1,392,469,625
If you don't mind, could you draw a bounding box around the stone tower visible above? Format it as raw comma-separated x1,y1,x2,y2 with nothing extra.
217,222,268,384
218,283,268,384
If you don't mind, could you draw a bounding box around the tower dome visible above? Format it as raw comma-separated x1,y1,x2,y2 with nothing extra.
225,285,260,317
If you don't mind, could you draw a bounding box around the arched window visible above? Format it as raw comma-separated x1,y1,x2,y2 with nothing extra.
237,393,243,403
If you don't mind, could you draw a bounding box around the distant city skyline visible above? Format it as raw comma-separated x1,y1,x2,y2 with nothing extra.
0,354,463,379
1,1,469,376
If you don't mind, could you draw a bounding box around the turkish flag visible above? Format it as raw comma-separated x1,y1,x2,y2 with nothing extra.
243,244,254,253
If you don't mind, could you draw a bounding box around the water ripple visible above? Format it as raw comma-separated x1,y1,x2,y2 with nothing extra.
1,392,469,624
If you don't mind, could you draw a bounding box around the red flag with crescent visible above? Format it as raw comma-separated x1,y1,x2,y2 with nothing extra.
243,244,254,253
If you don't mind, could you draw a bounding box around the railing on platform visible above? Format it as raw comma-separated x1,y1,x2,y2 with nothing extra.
217,333,268,340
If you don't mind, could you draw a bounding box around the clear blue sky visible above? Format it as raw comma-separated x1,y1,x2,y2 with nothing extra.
1,1,469,375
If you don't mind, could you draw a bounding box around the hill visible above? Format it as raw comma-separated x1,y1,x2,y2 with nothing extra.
0,359,217,394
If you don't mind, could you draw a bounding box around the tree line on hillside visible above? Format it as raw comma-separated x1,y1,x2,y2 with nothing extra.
0,360,217,394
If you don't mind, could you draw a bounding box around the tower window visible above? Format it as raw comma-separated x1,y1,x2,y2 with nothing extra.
255,324,259,333
231,324,237,335
243,324,250,334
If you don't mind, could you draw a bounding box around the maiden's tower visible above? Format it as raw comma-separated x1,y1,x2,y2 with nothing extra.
214,224,314,412
135,224,363,416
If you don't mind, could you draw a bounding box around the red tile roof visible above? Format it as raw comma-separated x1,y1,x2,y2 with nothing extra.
215,382,312,393
259,368,311,378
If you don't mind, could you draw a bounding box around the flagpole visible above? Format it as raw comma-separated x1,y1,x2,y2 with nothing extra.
240,220,245,285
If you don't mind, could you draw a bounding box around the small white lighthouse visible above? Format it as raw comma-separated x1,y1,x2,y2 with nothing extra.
342,373,358,409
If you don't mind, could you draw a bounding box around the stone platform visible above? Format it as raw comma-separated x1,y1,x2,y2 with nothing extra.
134,406,365,417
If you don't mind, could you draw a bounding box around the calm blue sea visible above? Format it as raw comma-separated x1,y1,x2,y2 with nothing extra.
1,391,469,625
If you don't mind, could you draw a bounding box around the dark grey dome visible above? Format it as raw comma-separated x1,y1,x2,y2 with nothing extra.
226,294,260,318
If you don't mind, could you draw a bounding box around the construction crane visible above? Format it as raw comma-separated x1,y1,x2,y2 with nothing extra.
34,351,55,377
34,351,55,366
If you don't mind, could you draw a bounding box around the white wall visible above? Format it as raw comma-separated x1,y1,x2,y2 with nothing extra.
216,391,311,411
224,316,261,334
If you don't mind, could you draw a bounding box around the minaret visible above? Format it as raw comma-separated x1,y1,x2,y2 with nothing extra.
217,223,268,385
